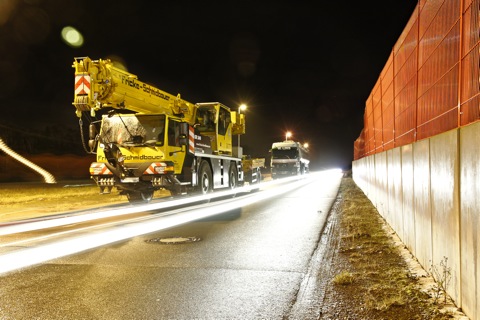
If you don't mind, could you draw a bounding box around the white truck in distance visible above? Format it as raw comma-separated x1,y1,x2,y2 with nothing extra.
270,141,309,179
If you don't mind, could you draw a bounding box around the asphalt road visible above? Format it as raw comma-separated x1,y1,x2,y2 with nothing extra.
0,171,342,319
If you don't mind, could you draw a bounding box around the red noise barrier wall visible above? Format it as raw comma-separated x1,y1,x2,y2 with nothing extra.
354,0,480,160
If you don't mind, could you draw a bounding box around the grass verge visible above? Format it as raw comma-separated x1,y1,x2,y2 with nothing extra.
0,182,169,221
324,176,461,319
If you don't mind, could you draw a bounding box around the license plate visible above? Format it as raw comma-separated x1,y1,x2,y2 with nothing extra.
121,177,139,183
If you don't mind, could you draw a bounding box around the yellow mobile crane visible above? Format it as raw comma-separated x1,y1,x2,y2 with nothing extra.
72,57,263,202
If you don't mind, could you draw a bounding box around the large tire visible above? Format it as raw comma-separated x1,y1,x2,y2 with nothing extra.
127,190,154,204
228,164,238,190
198,160,213,194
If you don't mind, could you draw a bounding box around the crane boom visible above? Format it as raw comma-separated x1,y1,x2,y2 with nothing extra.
72,57,196,123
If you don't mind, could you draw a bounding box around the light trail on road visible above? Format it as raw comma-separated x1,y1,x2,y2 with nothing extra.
0,174,303,236
0,170,342,276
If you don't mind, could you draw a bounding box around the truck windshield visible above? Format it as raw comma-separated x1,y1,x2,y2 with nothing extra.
101,114,166,146
272,148,299,159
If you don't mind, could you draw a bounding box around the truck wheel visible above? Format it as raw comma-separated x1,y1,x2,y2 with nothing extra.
198,160,213,194
127,190,154,203
228,164,238,190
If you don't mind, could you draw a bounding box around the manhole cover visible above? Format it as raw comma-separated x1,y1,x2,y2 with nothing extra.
145,236,201,244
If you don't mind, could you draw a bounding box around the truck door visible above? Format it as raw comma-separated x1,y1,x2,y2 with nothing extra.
166,118,186,173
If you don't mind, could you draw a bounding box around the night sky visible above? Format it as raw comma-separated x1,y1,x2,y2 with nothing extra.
0,0,418,170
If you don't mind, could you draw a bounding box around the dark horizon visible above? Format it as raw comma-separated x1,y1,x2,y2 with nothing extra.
0,0,418,171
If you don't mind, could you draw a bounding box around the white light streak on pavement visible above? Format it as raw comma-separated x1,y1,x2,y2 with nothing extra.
0,170,343,276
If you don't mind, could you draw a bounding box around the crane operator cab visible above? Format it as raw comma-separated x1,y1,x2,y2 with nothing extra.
193,103,233,155
194,108,215,132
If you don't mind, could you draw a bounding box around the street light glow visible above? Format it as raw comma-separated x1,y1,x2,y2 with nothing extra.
238,104,247,152
61,26,84,48
285,131,292,141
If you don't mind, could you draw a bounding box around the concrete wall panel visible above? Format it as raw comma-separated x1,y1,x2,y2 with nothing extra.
367,155,376,203
386,150,395,230
413,139,432,270
389,148,403,240
352,160,359,184
401,145,415,252
356,158,369,193
459,122,480,319
374,152,388,220
353,156,375,199
430,130,461,304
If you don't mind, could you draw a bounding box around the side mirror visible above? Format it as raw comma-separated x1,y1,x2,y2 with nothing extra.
179,133,187,146
179,122,189,146
89,123,97,139
88,123,98,152
88,139,96,152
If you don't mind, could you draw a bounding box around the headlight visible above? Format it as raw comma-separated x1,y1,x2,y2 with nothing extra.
154,164,174,174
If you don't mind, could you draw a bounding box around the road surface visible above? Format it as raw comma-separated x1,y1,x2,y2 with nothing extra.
0,171,342,319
